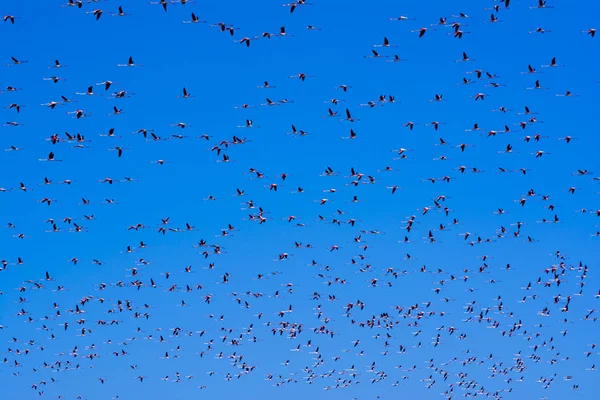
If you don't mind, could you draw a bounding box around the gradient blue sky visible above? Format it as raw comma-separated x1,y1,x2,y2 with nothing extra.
1,0,599,399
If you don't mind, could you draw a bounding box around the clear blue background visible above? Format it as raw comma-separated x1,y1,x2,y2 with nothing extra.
1,0,599,399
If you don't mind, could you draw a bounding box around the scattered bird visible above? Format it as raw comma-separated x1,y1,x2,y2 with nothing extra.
0,4,597,400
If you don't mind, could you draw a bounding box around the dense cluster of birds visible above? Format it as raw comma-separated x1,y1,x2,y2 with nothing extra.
1,0,599,399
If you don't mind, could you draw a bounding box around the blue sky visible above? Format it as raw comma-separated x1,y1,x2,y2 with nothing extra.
1,0,599,399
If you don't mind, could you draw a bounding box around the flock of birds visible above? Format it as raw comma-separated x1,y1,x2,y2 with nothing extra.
1,0,599,399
